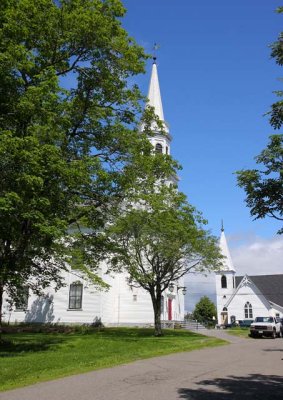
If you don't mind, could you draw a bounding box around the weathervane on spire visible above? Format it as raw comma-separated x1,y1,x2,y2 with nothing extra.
152,43,160,63
221,219,224,232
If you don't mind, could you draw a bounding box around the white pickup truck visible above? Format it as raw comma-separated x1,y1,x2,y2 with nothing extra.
250,317,282,338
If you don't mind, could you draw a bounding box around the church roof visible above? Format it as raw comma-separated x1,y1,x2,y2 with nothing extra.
235,274,283,307
219,228,235,272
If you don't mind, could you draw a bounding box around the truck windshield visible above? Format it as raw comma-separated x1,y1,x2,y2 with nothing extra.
255,317,273,323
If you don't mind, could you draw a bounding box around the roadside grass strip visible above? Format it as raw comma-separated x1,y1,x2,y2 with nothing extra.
225,327,251,338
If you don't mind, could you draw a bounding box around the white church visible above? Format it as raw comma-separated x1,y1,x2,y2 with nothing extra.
216,227,283,325
2,60,186,326
3,60,282,327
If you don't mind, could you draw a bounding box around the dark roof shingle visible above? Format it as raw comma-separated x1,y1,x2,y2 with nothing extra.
236,274,283,307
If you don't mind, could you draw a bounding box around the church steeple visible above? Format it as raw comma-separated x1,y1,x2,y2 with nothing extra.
145,57,172,155
219,226,235,272
147,59,165,123
215,225,236,325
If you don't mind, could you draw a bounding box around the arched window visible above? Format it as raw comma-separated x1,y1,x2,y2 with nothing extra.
221,275,227,288
155,143,163,154
222,307,227,312
244,302,253,318
69,282,83,309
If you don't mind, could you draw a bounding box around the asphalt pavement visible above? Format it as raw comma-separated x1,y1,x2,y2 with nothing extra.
1,330,283,400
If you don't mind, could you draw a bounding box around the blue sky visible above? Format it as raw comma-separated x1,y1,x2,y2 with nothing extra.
121,0,283,310
123,0,282,239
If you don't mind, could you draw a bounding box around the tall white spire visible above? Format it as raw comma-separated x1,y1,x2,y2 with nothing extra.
219,226,235,272
147,59,169,135
148,59,165,122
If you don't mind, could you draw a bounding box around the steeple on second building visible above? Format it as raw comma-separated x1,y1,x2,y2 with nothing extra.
219,226,235,272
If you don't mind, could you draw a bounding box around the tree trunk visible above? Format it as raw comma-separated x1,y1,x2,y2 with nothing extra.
150,289,163,336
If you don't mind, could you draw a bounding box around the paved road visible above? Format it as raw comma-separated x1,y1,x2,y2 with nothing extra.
1,330,283,400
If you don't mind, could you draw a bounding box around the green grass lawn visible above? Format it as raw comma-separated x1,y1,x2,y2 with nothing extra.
226,327,250,338
0,327,227,391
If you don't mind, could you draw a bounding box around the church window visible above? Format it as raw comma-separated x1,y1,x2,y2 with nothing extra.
221,275,227,288
155,143,163,153
222,307,227,312
69,282,83,309
244,302,253,318
15,287,29,311
166,146,169,154
133,294,137,302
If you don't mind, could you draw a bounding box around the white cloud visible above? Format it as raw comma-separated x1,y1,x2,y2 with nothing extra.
230,235,283,276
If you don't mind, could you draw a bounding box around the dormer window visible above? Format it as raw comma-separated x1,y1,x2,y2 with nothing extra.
155,143,163,154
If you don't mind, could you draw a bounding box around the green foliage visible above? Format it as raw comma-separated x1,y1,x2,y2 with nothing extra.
236,135,283,234
236,7,283,233
192,296,217,324
0,328,226,391
0,0,153,314
268,8,283,129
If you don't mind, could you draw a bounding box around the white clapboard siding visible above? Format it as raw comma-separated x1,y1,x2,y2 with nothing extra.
3,268,185,325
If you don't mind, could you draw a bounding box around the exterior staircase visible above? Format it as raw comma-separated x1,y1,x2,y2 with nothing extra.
180,320,207,331
161,320,207,331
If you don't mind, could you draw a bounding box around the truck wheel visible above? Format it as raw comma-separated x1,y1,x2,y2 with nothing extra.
277,330,282,338
272,329,276,339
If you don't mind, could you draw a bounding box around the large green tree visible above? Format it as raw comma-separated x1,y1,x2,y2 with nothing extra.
106,185,222,336
0,0,154,323
236,7,283,234
236,135,283,234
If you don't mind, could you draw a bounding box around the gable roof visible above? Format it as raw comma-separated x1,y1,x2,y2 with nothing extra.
235,274,283,307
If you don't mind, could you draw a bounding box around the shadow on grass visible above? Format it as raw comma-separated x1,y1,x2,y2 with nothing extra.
178,374,283,399
95,328,205,341
0,327,210,358
0,334,67,358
